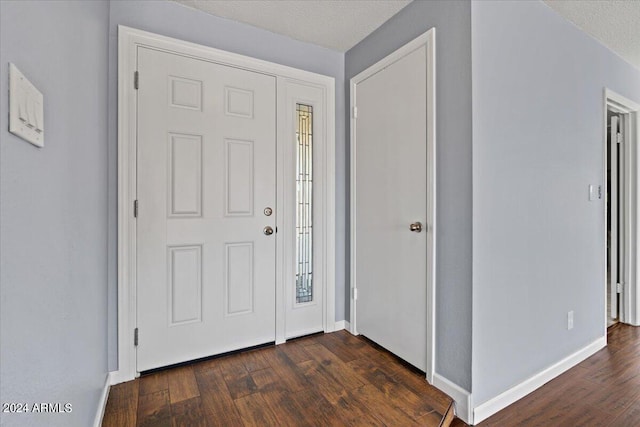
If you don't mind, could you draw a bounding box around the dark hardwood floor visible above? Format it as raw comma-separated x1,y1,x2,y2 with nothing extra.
103,330,455,426
473,323,640,426
104,324,640,426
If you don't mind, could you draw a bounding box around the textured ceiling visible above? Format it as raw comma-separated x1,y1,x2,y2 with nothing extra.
544,0,640,70
171,0,412,52
171,0,640,68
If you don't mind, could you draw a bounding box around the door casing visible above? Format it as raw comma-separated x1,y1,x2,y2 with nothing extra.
604,89,640,333
349,29,436,383
115,26,336,384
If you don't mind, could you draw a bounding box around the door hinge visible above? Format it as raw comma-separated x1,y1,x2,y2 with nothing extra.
352,106,358,119
353,288,358,300
617,282,623,293
134,71,139,90
133,200,139,218
617,132,623,144
134,328,139,346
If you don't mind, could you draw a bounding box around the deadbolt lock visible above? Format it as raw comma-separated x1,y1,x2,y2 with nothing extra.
264,207,273,216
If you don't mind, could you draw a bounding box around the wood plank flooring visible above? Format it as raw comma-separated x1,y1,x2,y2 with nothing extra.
103,330,455,426
466,323,640,426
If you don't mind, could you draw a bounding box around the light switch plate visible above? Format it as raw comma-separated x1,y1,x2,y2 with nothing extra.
9,63,44,147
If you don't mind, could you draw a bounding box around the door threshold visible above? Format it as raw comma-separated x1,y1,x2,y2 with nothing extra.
286,331,324,342
140,341,275,376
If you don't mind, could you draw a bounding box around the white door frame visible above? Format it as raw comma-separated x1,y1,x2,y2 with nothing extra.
604,89,640,332
114,26,336,383
349,29,436,382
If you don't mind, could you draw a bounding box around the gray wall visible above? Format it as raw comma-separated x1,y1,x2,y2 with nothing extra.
0,1,110,426
107,0,346,370
6,0,634,415
471,0,640,405
345,0,473,390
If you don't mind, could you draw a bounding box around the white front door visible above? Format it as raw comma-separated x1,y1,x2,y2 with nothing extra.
354,45,428,371
136,47,276,371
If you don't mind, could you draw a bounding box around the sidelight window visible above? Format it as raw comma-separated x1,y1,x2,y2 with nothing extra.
296,104,313,303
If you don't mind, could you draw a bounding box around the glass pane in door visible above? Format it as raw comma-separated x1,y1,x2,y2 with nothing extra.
296,104,313,303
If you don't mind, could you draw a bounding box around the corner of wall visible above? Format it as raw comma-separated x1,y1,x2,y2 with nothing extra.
433,373,473,425
472,336,605,424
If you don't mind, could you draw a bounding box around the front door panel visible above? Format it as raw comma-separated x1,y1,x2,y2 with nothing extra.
136,47,276,371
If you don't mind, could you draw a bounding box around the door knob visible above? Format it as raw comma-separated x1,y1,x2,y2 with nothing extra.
409,222,423,233
263,226,274,236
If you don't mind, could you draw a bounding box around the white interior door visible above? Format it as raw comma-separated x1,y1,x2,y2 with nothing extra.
136,47,276,371
354,46,428,371
610,114,620,320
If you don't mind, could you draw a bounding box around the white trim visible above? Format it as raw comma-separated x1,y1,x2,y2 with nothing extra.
275,77,286,345
93,372,112,427
473,336,606,424
349,28,436,382
117,26,139,383
606,89,640,111
334,320,349,331
324,84,337,335
602,95,608,332
109,369,130,386
117,25,336,381
432,374,473,425
425,29,437,383
604,89,640,328
628,107,639,326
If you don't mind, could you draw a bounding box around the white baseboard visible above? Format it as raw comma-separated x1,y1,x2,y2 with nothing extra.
93,372,112,427
432,373,473,425
473,336,606,424
109,369,132,385
334,320,350,331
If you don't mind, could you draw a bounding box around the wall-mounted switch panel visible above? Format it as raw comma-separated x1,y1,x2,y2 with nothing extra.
9,63,44,147
567,310,574,330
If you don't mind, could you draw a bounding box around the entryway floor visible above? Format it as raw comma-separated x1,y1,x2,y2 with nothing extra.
469,323,640,426
102,330,455,426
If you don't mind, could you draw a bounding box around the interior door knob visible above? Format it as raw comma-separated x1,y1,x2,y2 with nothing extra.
409,222,423,233
263,226,274,236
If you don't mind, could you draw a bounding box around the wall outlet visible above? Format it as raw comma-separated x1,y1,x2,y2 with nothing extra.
567,311,574,330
